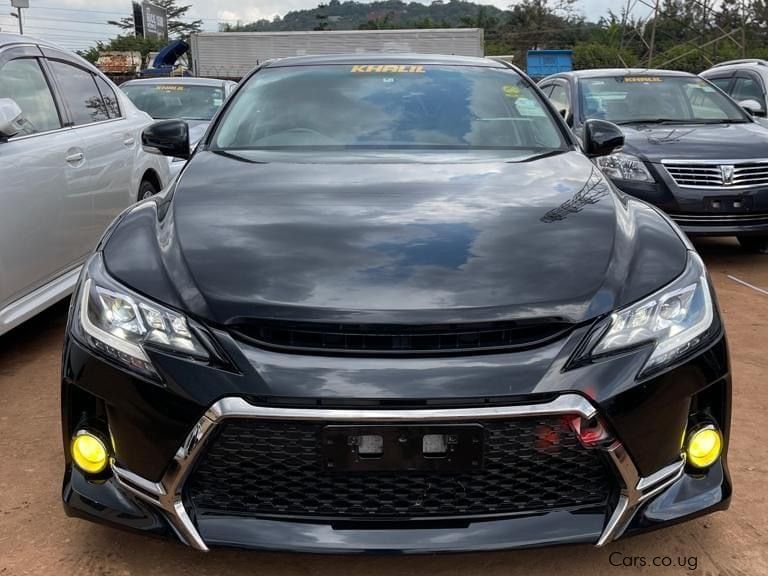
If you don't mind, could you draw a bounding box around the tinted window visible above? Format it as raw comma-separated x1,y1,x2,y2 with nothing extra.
731,77,764,103
121,83,225,120
0,58,60,136
708,77,732,92
580,75,748,124
213,65,565,154
49,61,109,125
548,84,570,116
95,76,121,118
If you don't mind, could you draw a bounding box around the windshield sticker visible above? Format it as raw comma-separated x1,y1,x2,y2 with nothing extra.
622,76,663,83
515,97,546,117
351,64,426,74
156,85,184,91
503,85,521,98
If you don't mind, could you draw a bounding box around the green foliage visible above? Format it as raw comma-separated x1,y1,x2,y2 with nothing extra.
87,35,166,60
573,42,637,69
108,0,202,39
90,0,768,75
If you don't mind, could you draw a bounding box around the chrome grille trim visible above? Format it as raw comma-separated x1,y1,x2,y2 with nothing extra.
662,158,768,189
111,394,685,551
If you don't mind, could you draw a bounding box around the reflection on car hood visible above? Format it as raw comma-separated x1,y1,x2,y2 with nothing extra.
619,122,768,162
103,150,687,326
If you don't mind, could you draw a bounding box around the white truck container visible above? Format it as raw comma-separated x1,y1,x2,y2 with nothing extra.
189,28,484,79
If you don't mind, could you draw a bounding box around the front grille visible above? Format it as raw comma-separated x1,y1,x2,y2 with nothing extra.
663,160,768,188
232,319,571,356
671,212,768,227
187,417,614,519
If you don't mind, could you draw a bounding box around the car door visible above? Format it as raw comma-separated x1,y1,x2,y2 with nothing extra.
45,55,136,238
0,50,91,313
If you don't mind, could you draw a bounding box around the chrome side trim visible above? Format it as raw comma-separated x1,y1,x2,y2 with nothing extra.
111,394,684,552
0,265,81,337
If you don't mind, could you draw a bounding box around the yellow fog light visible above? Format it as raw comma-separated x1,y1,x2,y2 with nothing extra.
71,431,109,474
686,425,722,469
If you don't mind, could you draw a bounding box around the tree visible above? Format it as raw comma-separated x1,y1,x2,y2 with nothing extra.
108,0,202,39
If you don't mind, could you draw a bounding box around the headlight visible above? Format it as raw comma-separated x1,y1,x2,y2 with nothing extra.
596,153,655,182
589,251,714,374
74,254,208,378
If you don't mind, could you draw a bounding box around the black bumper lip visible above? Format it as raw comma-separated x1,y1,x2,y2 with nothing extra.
63,460,730,554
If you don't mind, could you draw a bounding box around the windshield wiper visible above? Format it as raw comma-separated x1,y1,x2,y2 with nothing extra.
617,118,747,125
615,119,692,125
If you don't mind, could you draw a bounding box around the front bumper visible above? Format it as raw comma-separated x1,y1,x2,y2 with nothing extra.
610,166,768,236
62,323,732,553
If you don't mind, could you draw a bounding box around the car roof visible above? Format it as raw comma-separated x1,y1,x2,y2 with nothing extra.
0,31,70,52
556,68,696,79
701,61,768,74
121,77,229,87
263,53,509,69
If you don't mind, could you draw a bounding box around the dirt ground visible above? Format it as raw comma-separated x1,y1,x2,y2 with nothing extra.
0,237,767,576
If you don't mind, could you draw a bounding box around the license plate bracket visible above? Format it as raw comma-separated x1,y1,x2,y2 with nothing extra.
321,424,484,473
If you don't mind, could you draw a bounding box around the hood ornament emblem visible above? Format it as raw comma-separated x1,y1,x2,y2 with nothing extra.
720,164,735,186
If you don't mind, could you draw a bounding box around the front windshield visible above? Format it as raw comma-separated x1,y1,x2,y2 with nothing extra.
211,64,566,155
122,83,225,120
580,75,749,124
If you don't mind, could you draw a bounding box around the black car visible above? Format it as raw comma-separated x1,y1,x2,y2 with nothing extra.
62,55,731,553
540,68,768,252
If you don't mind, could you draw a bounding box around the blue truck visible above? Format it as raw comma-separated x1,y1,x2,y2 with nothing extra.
526,49,573,79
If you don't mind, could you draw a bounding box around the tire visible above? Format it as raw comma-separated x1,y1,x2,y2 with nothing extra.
737,235,768,254
138,179,157,201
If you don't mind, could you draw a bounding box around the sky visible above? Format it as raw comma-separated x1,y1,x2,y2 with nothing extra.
0,1,652,53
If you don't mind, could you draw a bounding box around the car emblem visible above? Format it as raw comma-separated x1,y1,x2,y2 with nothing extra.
720,164,735,186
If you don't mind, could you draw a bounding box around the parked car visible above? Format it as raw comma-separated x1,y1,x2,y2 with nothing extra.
540,68,768,252
0,33,169,337
62,54,730,553
700,59,768,126
120,77,236,179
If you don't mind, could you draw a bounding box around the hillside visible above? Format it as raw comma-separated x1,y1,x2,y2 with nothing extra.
222,0,506,32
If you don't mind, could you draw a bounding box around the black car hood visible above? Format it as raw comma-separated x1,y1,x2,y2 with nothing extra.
103,150,687,326
620,121,768,162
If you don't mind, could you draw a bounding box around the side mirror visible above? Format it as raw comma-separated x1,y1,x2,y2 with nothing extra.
0,98,24,139
583,119,624,158
142,119,190,159
738,98,765,117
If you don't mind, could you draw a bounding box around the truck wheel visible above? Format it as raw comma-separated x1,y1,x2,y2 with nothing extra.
737,235,768,254
138,179,157,201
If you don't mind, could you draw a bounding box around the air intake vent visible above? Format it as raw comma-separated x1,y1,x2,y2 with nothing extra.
232,319,571,356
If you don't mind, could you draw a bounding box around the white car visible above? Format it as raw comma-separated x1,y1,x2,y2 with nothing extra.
0,33,170,336
120,77,237,180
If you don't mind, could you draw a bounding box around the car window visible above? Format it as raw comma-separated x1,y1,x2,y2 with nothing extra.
213,64,566,155
48,61,109,125
731,76,764,104
121,83,225,120
548,84,570,116
580,75,747,124
0,58,61,136
707,77,732,92
95,76,121,119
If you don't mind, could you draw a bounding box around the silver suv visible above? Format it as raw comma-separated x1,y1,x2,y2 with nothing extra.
0,34,170,336
700,59,768,126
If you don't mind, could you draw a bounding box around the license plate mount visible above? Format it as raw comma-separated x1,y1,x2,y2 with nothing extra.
321,424,484,473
